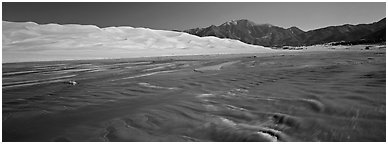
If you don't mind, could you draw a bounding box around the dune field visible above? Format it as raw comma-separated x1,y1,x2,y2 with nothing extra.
2,48,385,142
2,21,273,63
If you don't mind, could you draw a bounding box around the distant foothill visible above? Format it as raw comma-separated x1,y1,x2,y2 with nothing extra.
180,18,386,47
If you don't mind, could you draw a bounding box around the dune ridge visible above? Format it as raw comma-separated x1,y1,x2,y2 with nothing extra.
3,21,273,63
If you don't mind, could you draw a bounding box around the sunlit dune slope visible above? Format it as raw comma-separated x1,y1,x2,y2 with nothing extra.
3,21,273,63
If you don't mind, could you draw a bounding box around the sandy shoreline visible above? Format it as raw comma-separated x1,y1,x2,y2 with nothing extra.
3,44,384,64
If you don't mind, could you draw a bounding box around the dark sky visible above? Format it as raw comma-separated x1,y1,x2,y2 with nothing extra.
3,2,386,31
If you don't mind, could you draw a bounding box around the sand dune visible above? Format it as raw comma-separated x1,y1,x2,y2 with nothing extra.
3,21,273,63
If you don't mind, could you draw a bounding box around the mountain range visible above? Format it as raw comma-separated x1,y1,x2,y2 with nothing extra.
181,18,386,47
3,18,386,63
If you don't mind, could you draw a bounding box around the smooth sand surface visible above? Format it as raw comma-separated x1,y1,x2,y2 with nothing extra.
2,21,273,63
2,49,385,142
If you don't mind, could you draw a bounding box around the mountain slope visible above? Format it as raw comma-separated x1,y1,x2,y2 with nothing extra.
182,18,386,46
300,18,386,45
2,21,273,63
183,19,305,47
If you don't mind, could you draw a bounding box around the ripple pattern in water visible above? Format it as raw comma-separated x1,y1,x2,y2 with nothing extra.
2,51,386,141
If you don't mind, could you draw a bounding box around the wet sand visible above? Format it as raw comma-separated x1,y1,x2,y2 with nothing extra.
2,49,386,141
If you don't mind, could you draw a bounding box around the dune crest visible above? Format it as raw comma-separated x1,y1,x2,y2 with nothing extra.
3,21,273,63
